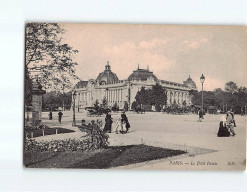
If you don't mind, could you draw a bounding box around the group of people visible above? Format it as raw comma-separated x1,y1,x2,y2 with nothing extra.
103,111,130,134
48,109,130,133
50,108,237,138
198,108,237,137
48,110,63,124
217,109,236,137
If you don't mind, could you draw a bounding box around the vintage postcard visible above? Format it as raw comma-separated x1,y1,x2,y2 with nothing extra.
24,23,246,170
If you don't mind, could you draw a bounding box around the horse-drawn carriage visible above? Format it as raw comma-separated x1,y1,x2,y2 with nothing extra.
87,109,103,117
86,107,111,117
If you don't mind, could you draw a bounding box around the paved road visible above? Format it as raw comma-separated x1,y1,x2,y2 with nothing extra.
38,110,246,170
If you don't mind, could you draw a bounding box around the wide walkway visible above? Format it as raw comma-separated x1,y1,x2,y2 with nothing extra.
36,110,246,170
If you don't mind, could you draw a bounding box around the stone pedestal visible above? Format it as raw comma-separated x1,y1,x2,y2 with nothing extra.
31,80,46,125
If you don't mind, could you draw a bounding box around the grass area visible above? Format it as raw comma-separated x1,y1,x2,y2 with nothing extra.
25,127,75,138
24,144,186,169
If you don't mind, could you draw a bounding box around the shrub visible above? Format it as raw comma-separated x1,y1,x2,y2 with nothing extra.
131,101,138,110
24,120,109,152
24,138,90,152
155,104,162,112
79,120,109,150
112,102,119,112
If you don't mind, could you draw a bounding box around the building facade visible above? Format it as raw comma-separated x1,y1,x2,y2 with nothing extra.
73,61,196,110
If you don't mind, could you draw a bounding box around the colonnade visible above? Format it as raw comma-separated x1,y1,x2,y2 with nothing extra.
76,91,92,107
105,88,124,105
166,90,190,106
75,88,191,108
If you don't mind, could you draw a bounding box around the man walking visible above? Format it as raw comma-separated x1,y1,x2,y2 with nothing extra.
198,109,203,122
58,110,63,124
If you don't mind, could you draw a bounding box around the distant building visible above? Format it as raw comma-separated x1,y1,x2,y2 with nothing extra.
73,61,196,110
183,75,197,90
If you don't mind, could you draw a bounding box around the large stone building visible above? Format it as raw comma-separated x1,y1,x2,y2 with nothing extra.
73,61,196,110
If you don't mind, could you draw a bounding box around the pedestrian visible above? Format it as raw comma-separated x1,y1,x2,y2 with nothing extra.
229,109,237,127
115,117,122,134
226,111,236,136
217,113,230,137
103,111,113,133
120,111,130,133
241,107,244,116
48,111,53,120
198,109,203,122
58,110,63,124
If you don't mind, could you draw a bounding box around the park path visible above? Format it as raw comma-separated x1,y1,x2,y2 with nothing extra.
35,110,246,170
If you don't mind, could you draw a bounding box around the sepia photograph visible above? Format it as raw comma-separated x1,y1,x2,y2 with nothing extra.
24,23,246,170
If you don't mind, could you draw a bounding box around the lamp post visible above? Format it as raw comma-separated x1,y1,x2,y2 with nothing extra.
200,74,205,110
72,91,77,127
62,83,65,111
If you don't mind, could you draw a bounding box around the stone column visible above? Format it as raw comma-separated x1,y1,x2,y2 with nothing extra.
178,92,181,105
110,90,112,102
171,91,174,104
185,93,189,105
114,89,116,102
117,89,119,102
121,89,122,102
171,91,173,105
31,80,46,125
112,89,114,102
167,90,170,106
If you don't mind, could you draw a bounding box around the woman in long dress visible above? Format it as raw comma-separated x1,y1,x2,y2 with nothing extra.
120,111,130,134
217,113,230,137
115,118,122,134
104,112,113,133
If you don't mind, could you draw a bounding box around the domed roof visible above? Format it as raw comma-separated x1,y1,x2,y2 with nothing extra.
128,66,158,81
96,61,119,85
75,80,88,89
183,75,197,89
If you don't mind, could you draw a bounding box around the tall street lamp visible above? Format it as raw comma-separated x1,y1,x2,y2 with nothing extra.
72,91,77,127
200,74,205,110
62,83,65,111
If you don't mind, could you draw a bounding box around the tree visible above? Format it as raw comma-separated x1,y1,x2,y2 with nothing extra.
42,91,72,111
225,81,238,94
189,83,247,114
25,64,32,106
152,84,167,106
25,23,79,91
135,87,148,105
131,101,138,110
238,86,247,93
135,84,167,111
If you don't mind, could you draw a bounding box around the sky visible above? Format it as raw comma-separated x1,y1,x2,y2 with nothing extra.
61,24,247,91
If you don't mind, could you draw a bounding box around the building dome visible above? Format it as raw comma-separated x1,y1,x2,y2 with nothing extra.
96,61,119,85
183,75,197,89
128,66,158,81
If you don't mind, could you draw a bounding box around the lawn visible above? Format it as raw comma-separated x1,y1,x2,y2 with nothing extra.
25,127,75,138
24,144,186,169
